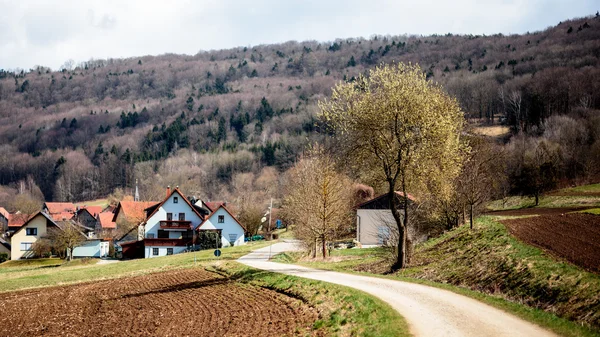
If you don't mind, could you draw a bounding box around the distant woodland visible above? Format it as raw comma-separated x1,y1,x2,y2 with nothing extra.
1,15,599,208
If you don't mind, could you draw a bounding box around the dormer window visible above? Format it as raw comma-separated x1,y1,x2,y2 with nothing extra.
174,197,179,204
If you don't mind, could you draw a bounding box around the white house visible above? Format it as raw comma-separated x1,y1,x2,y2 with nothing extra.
196,205,246,247
355,192,415,247
142,187,205,258
141,187,246,258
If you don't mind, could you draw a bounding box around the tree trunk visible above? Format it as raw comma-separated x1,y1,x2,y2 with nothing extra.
469,203,474,229
312,238,317,259
535,192,539,206
389,180,408,271
321,236,326,259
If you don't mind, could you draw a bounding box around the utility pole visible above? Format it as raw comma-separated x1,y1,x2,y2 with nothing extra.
268,197,273,259
268,197,273,239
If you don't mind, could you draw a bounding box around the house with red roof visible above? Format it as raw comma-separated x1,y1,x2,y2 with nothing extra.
137,186,245,258
43,202,76,221
96,212,116,237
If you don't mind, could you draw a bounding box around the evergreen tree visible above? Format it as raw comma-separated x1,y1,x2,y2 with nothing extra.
347,56,356,67
217,117,227,143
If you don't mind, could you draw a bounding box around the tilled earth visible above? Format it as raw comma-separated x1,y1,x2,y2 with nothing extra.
502,213,600,272
0,268,319,337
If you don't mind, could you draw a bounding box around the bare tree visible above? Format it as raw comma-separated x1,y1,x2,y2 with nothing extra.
508,90,523,132
282,146,353,259
48,222,86,261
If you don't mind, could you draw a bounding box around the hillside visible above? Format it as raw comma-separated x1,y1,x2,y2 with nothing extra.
1,15,600,203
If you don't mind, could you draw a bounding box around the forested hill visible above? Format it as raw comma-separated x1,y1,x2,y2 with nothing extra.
0,15,599,203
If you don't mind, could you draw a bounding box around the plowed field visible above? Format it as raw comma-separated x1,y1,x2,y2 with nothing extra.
502,213,600,272
0,268,319,337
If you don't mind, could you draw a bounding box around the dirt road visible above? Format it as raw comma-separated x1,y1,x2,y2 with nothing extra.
238,242,557,337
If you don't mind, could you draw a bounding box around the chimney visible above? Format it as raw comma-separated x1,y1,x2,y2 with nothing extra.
166,185,171,197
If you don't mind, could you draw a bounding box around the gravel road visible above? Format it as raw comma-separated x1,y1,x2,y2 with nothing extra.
238,241,557,337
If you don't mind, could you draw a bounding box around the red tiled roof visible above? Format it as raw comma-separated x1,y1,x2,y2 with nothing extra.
115,201,157,223
205,201,226,212
394,191,416,201
97,212,116,229
7,213,29,228
53,212,74,221
45,202,76,215
0,207,9,219
82,206,103,216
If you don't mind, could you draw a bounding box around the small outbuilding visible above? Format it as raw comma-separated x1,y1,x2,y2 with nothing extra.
355,192,415,247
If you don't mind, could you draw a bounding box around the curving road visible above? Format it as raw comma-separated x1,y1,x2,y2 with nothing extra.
238,241,557,337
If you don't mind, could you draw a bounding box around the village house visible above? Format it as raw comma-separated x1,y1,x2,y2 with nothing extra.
355,192,415,247
10,212,58,260
9,211,111,260
96,212,116,238
194,203,246,247
124,186,246,258
142,187,208,258
74,206,101,232
112,200,157,240
43,202,76,221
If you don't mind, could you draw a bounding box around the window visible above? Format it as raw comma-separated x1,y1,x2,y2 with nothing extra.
26,228,37,236
173,197,178,204
147,233,155,239
218,215,225,223
182,231,193,240
20,243,33,251
166,213,173,221
157,230,169,238
167,248,173,255
152,248,159,256
179,213,185,221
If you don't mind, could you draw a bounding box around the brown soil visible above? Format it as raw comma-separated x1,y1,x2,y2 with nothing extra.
502,213,600,272
0,268,319,337
484,206,594,217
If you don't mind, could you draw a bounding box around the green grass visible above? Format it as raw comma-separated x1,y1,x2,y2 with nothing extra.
273,227,295,239
558,183,600,194
278,217,600,337
487,195,600,210
213,262,409,337
0,241,272,292
579,208,600,215
75,198,110,208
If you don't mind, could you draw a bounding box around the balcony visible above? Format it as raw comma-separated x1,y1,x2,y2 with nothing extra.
159,220,192,230
144,238,192,247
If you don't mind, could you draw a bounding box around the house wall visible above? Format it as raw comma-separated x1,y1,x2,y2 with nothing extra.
145,193,203,238
0,243,10,258
200,208,245,247
78,211,97,230
356,209,402,246
72,240,101,258
10,215,48,260
144,246,187,258
143,193,203,258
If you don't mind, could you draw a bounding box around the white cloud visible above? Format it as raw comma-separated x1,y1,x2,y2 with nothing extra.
0,0,596,70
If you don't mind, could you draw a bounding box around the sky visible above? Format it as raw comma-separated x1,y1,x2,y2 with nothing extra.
0,0,597,70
